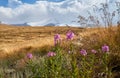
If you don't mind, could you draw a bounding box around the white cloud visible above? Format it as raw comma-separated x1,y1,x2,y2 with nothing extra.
0,0,118,26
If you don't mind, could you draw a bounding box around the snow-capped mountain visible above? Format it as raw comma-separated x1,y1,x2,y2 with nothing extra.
0,0,119,27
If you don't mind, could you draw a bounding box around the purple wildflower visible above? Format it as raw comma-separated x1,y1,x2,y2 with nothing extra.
80,49,87,56
47,52,56,57
102,45,109,52
27,53,33,59
66,30,75,40
91,49,97,54
54,34,61,45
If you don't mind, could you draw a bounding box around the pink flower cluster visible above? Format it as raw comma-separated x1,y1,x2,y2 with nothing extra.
91,49,97,54
54,34,61,45
27,53,33,59
47,52,56,57
66,30,75,40
54,30,75,45
80,49,87,56
80,45,109,56
102,45,109,52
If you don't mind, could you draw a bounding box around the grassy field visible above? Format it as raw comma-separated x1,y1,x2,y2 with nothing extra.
0,24,83,56
0,24,98,56
0,24,120,78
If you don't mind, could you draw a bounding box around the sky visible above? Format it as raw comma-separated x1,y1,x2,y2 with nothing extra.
0,0,119,26
0,0,65,6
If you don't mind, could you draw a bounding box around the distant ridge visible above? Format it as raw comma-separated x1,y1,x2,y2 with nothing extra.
44,23,56,26
11,22,30,26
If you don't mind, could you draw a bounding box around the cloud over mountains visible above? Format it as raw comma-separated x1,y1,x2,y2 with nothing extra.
0,0,119,26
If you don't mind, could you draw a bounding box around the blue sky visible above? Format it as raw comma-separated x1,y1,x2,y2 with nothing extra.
0,0,65,7
0,0,8,6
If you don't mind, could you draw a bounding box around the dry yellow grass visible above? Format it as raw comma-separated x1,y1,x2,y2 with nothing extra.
0,24,86,56
1,24,114,57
